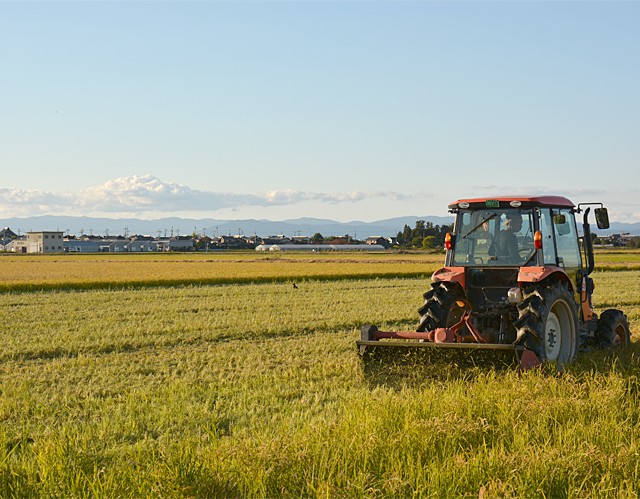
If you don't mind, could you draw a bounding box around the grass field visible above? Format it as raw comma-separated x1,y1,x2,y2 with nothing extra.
1,251,639,497
0,252,441,291
1,249,639,291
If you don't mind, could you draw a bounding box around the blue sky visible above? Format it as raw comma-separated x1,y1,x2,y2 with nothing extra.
1,1,639,222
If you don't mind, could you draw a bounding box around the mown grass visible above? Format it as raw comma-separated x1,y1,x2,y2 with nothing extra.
0,254,639,497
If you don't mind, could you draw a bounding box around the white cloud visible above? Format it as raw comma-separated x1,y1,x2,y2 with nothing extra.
77,175,262,213
0,175,413,218
2,177,638,223
263,189,388,205
0,188,74,217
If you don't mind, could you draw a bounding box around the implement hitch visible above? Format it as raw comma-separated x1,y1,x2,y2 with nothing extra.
356,311,541,371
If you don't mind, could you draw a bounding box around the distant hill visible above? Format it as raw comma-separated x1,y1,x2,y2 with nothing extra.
603,221,640,236
0,215,455,239
2,214,637,239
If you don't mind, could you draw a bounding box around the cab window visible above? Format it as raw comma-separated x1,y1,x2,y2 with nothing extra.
539,209,558,265
452,208,535,266
552,208,581,269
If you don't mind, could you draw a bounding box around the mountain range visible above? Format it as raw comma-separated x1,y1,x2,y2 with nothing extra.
1,215,638,239
2,215,455,239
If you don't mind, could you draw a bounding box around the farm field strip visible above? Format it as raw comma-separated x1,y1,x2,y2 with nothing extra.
0,253,441,291
2,275,638,363
1,250,638,291
0,279,422,362
1,255,640,496
590,271,640,318
594,249,640,263
2,305,640,494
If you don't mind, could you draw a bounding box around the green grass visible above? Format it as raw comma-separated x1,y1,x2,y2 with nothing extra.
0,261,639,497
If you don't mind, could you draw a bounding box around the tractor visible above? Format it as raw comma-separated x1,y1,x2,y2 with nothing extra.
357,196,631,368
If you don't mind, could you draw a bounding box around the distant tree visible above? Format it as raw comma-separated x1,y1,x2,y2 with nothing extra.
628,237,640,249
397,225,412,246
422,236,437,250
413,220,426,237
326,234,354,244
311,232,324,244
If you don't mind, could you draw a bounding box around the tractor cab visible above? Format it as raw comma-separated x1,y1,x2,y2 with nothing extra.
446,198,582,273
445,197,610,299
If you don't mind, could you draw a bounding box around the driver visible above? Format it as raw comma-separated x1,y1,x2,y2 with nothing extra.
490,214,522,261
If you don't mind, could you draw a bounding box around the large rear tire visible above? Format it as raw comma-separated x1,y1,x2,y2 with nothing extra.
416,281,465,332
595,309,631,348
515,281,578,365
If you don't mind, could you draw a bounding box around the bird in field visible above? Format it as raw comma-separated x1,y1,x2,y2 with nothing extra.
292,283,298,289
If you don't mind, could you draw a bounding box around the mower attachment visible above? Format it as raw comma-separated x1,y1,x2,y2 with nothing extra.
357,322,541,371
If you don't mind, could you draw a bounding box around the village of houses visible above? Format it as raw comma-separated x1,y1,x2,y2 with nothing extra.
2,226,635,255
0,227,396,254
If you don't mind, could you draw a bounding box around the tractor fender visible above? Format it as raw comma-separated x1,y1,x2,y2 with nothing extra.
517,266,574,293
431,266,466,288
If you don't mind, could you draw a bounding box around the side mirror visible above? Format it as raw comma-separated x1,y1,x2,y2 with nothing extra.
595,208,610,230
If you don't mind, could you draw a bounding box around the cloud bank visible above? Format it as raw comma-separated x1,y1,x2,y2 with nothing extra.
0,175,412,218
3,176,639,223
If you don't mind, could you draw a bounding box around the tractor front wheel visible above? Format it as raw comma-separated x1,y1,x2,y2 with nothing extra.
595,309,631,348
515,281,578,365
416,281,465,332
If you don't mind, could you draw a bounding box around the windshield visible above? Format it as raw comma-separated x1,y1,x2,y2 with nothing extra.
452,208,536,266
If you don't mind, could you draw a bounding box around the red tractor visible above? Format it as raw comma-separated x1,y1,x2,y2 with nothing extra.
358,196,631,368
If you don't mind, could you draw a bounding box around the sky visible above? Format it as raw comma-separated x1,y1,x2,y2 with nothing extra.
1,0,639,223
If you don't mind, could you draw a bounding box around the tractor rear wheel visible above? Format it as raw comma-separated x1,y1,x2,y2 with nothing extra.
416,281,465,332
595,309,631,348
515,281,578,365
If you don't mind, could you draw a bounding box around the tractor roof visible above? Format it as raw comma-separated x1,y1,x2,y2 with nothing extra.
449,195,574,210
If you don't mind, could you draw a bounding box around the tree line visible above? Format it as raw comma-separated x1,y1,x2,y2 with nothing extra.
396,220,452,250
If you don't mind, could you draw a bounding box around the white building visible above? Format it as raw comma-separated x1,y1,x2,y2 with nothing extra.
255,244,385,252
17,231,65,253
